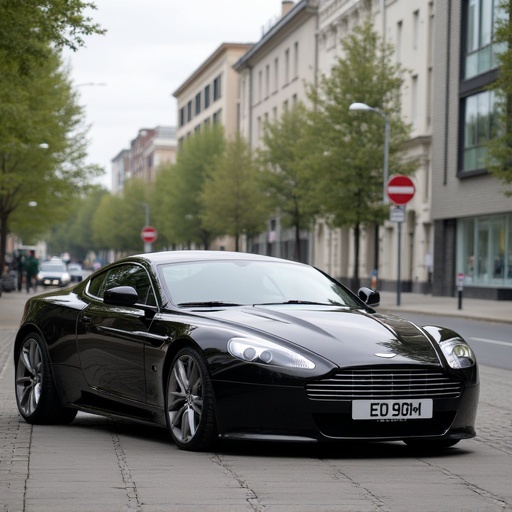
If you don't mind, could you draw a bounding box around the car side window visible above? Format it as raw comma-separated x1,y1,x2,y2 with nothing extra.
87,265,156,306
87,271,108,298
98,264,157,306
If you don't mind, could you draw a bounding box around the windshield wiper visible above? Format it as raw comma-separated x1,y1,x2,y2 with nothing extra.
177,301,242,308
258,300,341,306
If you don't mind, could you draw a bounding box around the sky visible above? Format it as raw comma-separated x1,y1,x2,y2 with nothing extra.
64,0,283,188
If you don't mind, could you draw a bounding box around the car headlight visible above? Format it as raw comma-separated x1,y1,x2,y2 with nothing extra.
439,338,476,369
228,337,315,369
62,272,71,282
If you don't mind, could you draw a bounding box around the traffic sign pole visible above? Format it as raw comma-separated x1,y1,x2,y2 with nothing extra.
386,176,415,306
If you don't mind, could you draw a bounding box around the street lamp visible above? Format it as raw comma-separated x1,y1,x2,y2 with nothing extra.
348,103,389,204
349,102,404,306
349,102,393,299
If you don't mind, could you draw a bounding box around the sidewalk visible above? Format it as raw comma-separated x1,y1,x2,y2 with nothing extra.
1,286,511,327
378,290,512,324
0,289,39,330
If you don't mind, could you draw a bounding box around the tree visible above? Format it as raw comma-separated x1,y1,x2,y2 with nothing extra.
258,103,320,261
306,20,414,287
0,50,102,272
486,0,512,195
201,133,270,251
92,180,150,257
0,0,105,73
44,186,108,260
153,126,225,249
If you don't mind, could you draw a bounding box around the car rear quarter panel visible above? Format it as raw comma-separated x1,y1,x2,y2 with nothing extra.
16,292,86,368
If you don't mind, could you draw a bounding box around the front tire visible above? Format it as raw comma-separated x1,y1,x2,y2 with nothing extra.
165,347,217,451
15,333,77,424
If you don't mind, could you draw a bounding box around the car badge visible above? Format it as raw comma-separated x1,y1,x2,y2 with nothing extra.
374,352,397,358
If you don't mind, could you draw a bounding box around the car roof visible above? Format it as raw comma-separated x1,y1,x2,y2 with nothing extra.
129,250,303,266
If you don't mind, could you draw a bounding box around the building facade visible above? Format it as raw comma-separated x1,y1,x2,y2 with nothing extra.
234,0,319,261
168,0,510,299
111,126,177,195
173,43,253,144
431,0,511,299
313,0,436,293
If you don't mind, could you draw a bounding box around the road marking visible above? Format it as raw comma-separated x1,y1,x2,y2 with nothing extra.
470,337,511,347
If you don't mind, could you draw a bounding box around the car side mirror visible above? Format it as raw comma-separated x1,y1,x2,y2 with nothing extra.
358,287,380,307
104,286,139,306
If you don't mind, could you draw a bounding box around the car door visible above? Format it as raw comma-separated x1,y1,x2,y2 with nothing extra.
76,263,158,403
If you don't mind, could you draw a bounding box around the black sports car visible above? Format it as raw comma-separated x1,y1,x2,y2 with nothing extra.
14,251,479,451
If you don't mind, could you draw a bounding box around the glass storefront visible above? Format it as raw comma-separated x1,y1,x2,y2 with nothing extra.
457,213,512,286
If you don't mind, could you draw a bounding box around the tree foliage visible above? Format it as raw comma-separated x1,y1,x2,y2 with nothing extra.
258,103,320,261
0,0,104,270
201,133,270,251
45,186,108,260
0,50,102,271
92,180,150,256
486,0,512,195
306,20,414,284
0,0,105,73
153,126,225,249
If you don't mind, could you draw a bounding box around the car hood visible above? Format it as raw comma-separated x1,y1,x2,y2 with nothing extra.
207,305,442,367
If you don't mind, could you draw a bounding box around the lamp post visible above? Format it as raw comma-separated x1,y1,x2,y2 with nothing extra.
349,102,391,298
348,103,389,204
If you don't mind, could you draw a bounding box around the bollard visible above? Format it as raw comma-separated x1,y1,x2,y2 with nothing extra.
456,272,464,310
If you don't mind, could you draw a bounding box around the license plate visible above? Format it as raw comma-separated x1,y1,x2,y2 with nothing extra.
352,399,433,420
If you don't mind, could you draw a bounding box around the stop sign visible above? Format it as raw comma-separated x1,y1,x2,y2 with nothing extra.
386,175,415,205
141,225,157,244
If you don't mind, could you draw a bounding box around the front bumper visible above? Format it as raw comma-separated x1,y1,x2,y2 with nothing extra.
212,379,479,443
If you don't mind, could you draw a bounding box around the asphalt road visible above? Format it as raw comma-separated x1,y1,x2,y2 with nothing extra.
1,293,512,511
389,312,512,371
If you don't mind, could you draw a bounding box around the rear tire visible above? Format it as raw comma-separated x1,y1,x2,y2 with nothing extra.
165,347,217,451
15,333,77,425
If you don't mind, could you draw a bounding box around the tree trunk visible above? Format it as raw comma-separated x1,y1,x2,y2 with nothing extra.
0,212,9,274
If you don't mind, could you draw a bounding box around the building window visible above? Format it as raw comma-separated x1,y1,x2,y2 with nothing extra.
396,20,403,62
274,57,279,92
187,100,192,122
195,92,201,115
464,0,504,79
265,64,270,98
258,69,262,102
461,89,497,172
457,214,512,286
213,75,222,101
204,85,210,109
179,107,185,127
285,48,290,83
293,42,299,78
411,75,419,128
213,109,222,124
413,10,420,50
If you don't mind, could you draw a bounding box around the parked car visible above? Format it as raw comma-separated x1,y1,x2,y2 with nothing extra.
67,263,89,282
14,251,479,451
37,258,71,287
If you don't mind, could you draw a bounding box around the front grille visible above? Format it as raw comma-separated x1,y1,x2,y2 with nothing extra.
306,368,462,401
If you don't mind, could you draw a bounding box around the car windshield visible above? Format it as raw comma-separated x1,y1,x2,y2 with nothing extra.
40,262,66,273
158,259,362,308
